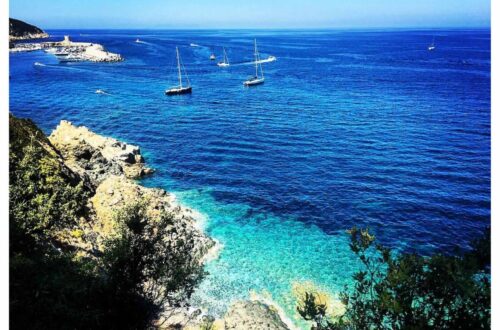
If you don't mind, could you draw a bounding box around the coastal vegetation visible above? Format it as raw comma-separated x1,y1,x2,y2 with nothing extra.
297,227,490,329
9,114,205,329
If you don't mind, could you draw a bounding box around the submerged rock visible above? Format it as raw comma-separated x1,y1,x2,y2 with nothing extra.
292,280,345,320
156,300,291,330
224,301,290,330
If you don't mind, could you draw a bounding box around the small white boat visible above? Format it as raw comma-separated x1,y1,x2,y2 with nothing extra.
244,77,265,86
217,47,230,67
135,38,141,43
210,53,216,60
165,47,192,96
44,47,59,54
54,50,69,56
190,43,200,47
95,89,110,95
428,37,436,51
244,39,265,86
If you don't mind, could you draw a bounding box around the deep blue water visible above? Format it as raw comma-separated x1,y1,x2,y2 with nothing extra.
10,29,490,325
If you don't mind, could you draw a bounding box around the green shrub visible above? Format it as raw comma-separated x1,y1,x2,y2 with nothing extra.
102,202,205,326
298,228,490,330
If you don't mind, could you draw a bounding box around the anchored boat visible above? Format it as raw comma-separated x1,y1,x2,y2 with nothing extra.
165,47,192,96
217,47,230,67
244,39,265,86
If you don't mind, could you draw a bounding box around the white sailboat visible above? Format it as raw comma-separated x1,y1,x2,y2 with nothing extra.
428,37,436,51
244,39,265,86
165,47,192,96
217,47,230,67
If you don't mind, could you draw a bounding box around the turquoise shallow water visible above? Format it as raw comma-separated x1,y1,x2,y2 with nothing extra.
176,188,357,324
10,29,490,327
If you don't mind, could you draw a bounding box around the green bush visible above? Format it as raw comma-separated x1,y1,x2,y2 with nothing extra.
102,202,205,326
298,227,490,330
10,201,205,329
10,142,89,241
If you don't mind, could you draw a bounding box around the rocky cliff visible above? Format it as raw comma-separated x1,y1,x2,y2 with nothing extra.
43,120,214,258
9,18,49,41
10,114,290,329
49,120,153,186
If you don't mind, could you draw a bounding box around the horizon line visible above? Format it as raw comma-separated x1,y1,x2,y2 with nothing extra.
41,26,491,31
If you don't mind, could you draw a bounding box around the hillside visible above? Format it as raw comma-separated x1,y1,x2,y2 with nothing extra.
9,18,49,40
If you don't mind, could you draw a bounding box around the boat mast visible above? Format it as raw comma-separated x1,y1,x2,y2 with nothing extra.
254,39,259,77
224,47,228,64
176,47,182,88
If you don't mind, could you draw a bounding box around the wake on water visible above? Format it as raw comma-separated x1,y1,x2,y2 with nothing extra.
230,56,277,66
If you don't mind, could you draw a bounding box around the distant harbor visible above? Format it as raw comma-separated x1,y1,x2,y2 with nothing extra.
10,35,123,63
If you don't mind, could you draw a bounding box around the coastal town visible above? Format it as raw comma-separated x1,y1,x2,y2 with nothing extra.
10,35,123,62
9,19,122,62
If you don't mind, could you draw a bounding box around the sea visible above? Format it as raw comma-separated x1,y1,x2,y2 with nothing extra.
9,29,490,327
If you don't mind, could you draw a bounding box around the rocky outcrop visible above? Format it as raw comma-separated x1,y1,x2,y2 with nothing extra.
156,300,291,330
13,116,288,329
90,175,214,256
45,120,214,259
224,301,290,330
9,18,49,41
44,120,213,255
49,120,153,187
49,121,289,329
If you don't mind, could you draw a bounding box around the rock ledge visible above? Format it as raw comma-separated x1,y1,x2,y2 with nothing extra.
49,120,153,187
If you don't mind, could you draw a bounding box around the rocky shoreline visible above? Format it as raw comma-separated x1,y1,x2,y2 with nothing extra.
43,119,292,329
10,32,49,41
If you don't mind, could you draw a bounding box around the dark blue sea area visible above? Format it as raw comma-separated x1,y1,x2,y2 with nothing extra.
10,28,490,324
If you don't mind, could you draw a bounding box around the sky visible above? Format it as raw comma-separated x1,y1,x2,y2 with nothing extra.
10,0,491,29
